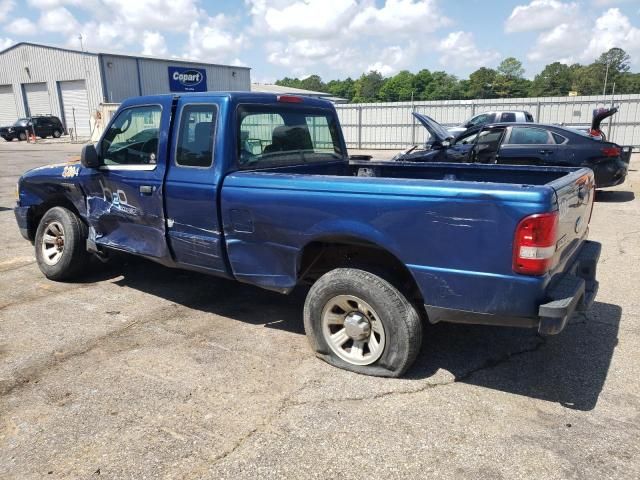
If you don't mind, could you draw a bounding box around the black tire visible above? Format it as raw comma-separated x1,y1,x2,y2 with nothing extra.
304,268,422,377
1,136,13,142
35,207,91,281
53,129,62,138
18,132,27,141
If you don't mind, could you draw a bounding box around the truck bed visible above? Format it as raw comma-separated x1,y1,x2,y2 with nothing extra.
222,161,593,321
260,159,581,187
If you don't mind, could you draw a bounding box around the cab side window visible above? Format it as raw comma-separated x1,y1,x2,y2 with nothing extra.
176,104,217,168
101,105,162,166
500,112,516,122
508,127,552,145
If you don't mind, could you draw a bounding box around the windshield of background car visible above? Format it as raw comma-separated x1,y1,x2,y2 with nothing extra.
237,105,344,169
14,119,28,126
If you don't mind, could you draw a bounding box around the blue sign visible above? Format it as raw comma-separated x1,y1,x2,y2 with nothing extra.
168,66,207,92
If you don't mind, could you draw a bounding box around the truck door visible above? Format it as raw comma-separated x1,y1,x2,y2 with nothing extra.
497,126,559,166
163,97,229,275
83,97,173,260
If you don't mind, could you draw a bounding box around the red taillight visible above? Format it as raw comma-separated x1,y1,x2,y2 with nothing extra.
277,95,303,103
601,146,621,157
513,212,559,275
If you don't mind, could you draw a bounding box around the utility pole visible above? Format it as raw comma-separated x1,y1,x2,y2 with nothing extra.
602,60,610,96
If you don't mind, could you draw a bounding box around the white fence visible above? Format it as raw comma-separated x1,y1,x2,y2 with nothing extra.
335,94,640,149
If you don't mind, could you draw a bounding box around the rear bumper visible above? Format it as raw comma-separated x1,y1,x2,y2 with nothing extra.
537,240,601,335
591,158,628,188
424,240,601,334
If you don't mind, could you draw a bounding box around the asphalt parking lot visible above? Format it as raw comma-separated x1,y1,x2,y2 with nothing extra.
1,141,639,479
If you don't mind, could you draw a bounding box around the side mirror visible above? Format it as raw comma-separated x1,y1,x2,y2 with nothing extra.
81,144,100,168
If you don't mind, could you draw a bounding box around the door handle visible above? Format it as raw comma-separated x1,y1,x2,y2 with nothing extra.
139,185,154,195
538,149,553,154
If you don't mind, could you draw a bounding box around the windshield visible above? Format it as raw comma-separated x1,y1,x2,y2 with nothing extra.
14,119,29,127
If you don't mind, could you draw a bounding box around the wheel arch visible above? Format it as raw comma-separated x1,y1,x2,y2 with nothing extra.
297,234,424,305
26,194,84,241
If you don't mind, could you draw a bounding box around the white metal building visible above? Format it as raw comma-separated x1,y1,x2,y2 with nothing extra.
0,42,251,137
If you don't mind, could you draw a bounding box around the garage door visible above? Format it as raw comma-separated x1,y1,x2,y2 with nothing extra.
0,85,19,125
59,80,91,137
23,83,52,116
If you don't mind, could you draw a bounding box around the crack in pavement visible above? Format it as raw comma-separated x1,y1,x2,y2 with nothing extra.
202,337,550,469
0,303,182,397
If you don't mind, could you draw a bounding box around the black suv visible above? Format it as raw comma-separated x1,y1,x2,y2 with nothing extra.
0,116,65,141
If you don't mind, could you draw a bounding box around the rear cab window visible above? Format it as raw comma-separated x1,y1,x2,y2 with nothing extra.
237,105,345,169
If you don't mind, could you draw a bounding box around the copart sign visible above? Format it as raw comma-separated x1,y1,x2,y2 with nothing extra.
168,66,207,92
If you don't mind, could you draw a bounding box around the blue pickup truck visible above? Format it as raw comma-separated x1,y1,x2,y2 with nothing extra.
14,92,601,377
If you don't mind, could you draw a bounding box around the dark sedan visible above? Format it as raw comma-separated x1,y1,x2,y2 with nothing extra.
398,113,630,188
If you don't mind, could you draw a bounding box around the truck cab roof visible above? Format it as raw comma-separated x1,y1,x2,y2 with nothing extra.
120,91,336,110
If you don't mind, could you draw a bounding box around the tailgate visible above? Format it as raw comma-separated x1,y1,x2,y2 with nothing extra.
549,169,595,274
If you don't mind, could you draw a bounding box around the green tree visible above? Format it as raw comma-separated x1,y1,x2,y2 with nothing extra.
618,72,640,94
275,77,303,89
466,67,498,98
326,77,356,100
353,71,385,102
411,69,433,98
531,62,573,97
494,57,529,97
422,71,462,100
300,74,326,92
378,70,415,101
594,47,631,94
497,57,525,78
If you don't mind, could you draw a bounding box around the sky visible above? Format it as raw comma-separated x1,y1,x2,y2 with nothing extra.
0,0,639,82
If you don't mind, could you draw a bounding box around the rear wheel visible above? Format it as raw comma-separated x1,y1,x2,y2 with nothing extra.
304,268,422,377
53,129,62,138
35,207,91,280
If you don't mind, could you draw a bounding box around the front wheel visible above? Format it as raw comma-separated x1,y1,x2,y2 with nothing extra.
18,132,27,141
304,268,423,377
35,207,91,281
53,129,62,138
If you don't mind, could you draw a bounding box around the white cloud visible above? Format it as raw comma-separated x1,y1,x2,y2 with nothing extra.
526,8,640,65
583,8,640,62
437,31,501,70
5,17,37,35
366,44,416,76
351,0,450,34
526,22,586,62
505,0,579,33
247,1,450,76
185,14,246,63
0,37,13,50
39,7,80,35
263,0,359,38
142,30,168,56
69,21,136,51
0,0,15,23
264,38,360,75
101,0,201,31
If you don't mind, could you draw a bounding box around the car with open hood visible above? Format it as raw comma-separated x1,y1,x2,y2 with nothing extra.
395,112,631,188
